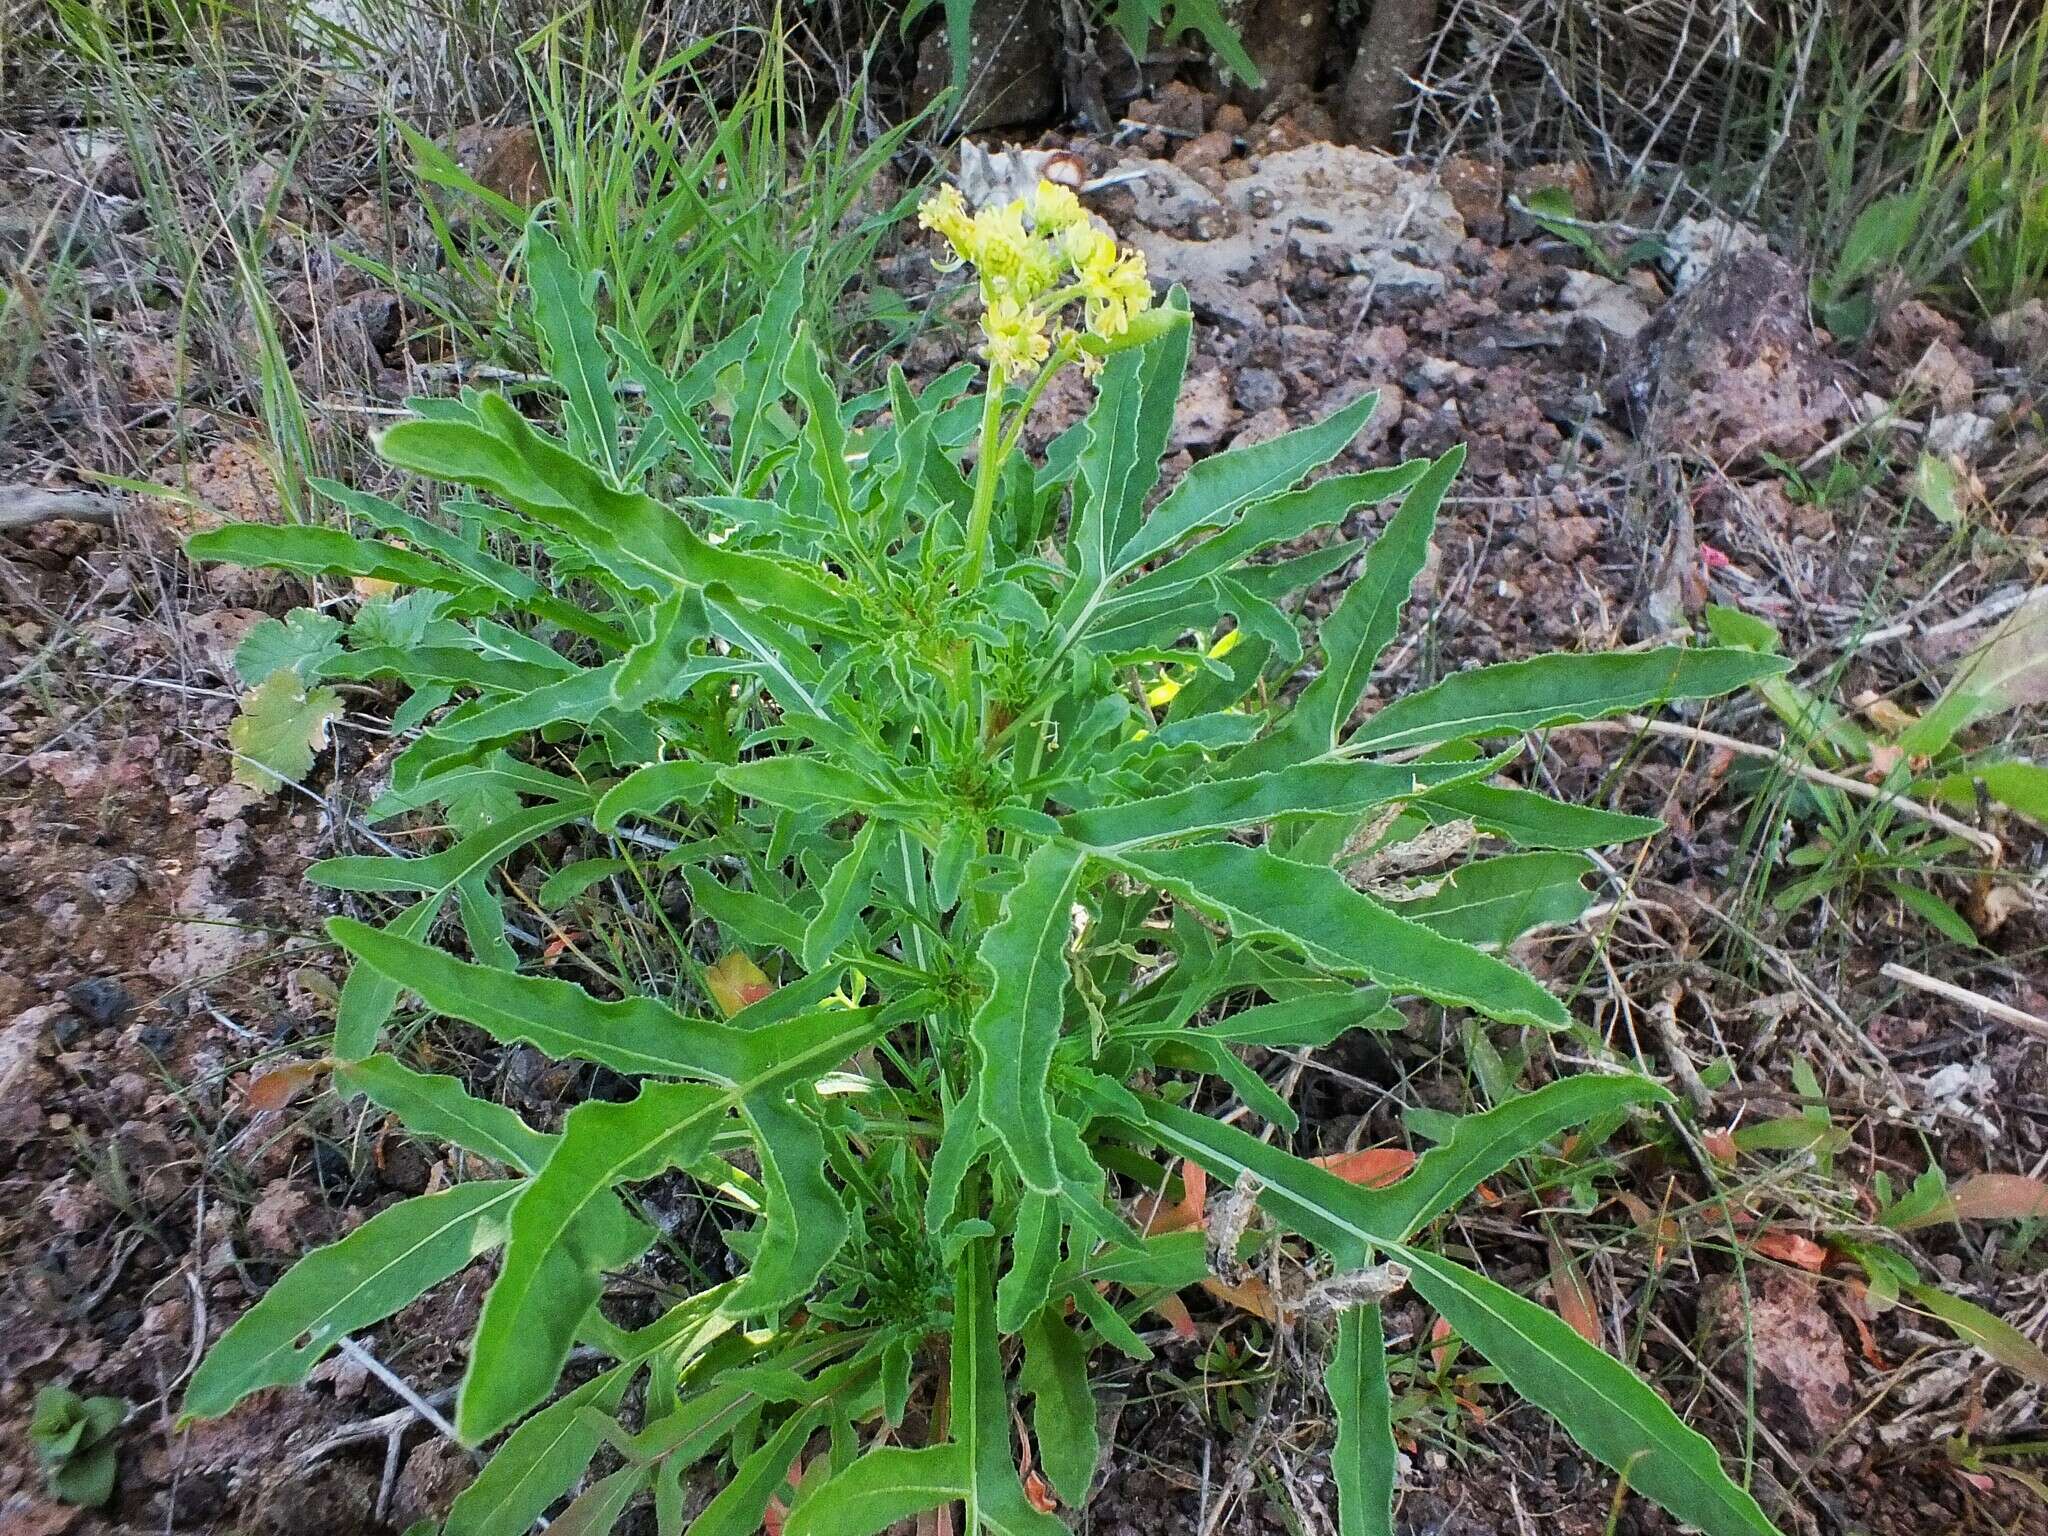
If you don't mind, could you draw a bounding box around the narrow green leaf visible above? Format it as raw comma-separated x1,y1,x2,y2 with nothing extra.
458,1084,706,1442
1330,1305,1396,1536
1346,649,1790,754
1901,1281,2048,1386
333,1054,556,1174
1019,1313,1098,1506
802,819,883,971
1238,447,1463,774
311,802,586,893
784,1444,969,1536
735,1092,851,1315
996,1192,1063,1334
595,759,720,831
1117,388,1380,573
443,1366,631,1536
1387,852,1597,949
1395,1245,1783,1536
970,842,1089,1195
1060,758,1503,853
1112,842,1569,1028
1412,782,1663,849
525,221,617,478
182,1182,518,1423
956,1240,1067,1535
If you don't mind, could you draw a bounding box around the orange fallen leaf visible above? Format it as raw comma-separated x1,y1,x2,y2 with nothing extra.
1023,1469,1057,1513
1201,1273,1280,1322
1751,1230,1829,1271
1153,1293,1198,1341
706,951,775,1018
245,1060,328,1112
1312,1147,1415,1189
1944,1173,2048,1225
1702,1129,1738,1162
1839,1281,1891,1370
1612,1190,1678,1268
1429,1314,1454,1373
1142,1160,1207,1237
1548,1240,1601,1346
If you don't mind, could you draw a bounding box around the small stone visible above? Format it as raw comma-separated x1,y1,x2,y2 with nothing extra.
1925,411,1994,461
1985,298,2048,364
64,977,134,1029
1172,129,1235,173
84,858,140,909
1170,370,1239,452
1128,80,1208,136
1903,339,1976,412
1232,367,1287,413
1440,155,1505,243
1232,407,1293,448
1213,103,1248,136
1557,269,1653,338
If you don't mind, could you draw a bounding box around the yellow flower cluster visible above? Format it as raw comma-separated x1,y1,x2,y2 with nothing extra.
917,179,1155,382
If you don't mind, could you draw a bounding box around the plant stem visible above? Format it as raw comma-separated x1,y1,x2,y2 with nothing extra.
959,371,1005,591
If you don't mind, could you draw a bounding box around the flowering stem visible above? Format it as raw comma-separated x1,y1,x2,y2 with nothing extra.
959,368,1006,591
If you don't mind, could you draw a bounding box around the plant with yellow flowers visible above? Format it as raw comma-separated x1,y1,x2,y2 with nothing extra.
179,206,1790,1536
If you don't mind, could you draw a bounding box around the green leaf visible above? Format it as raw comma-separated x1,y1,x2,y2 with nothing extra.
1065,288,1191,605
1019,1313,1098,1505
235,609,344,686
1112,842,1569,1028
957,1239,1068,1535
378,394,846,620
996,1192,1063,1333
312,802,589,894
802,819,884,971
550,1465,646,1536
1145,1100,1775,1535
970,842,1088,1195
526,220,618,479
687,1401,826,1536
1237,447,1462,774
1411,782,1662,849
1927,758,2048,824
1330,1305,1395,1536
1147,1074,1668,1254
1060,758,1505,853
539,857,630,909
595,759,721,831
459,1084,699,1441
1346,649,1790,754
1387,852,1597,949
443,1366,632,1536
784,1444,970,1536
1901,1281,2048,1386
328,916,882,1088
229,671,345,792
187,523,465,593
1116,388,1379,573
333,1054,556,1174
1395,1245,1783,1536
182,1181,520,1423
